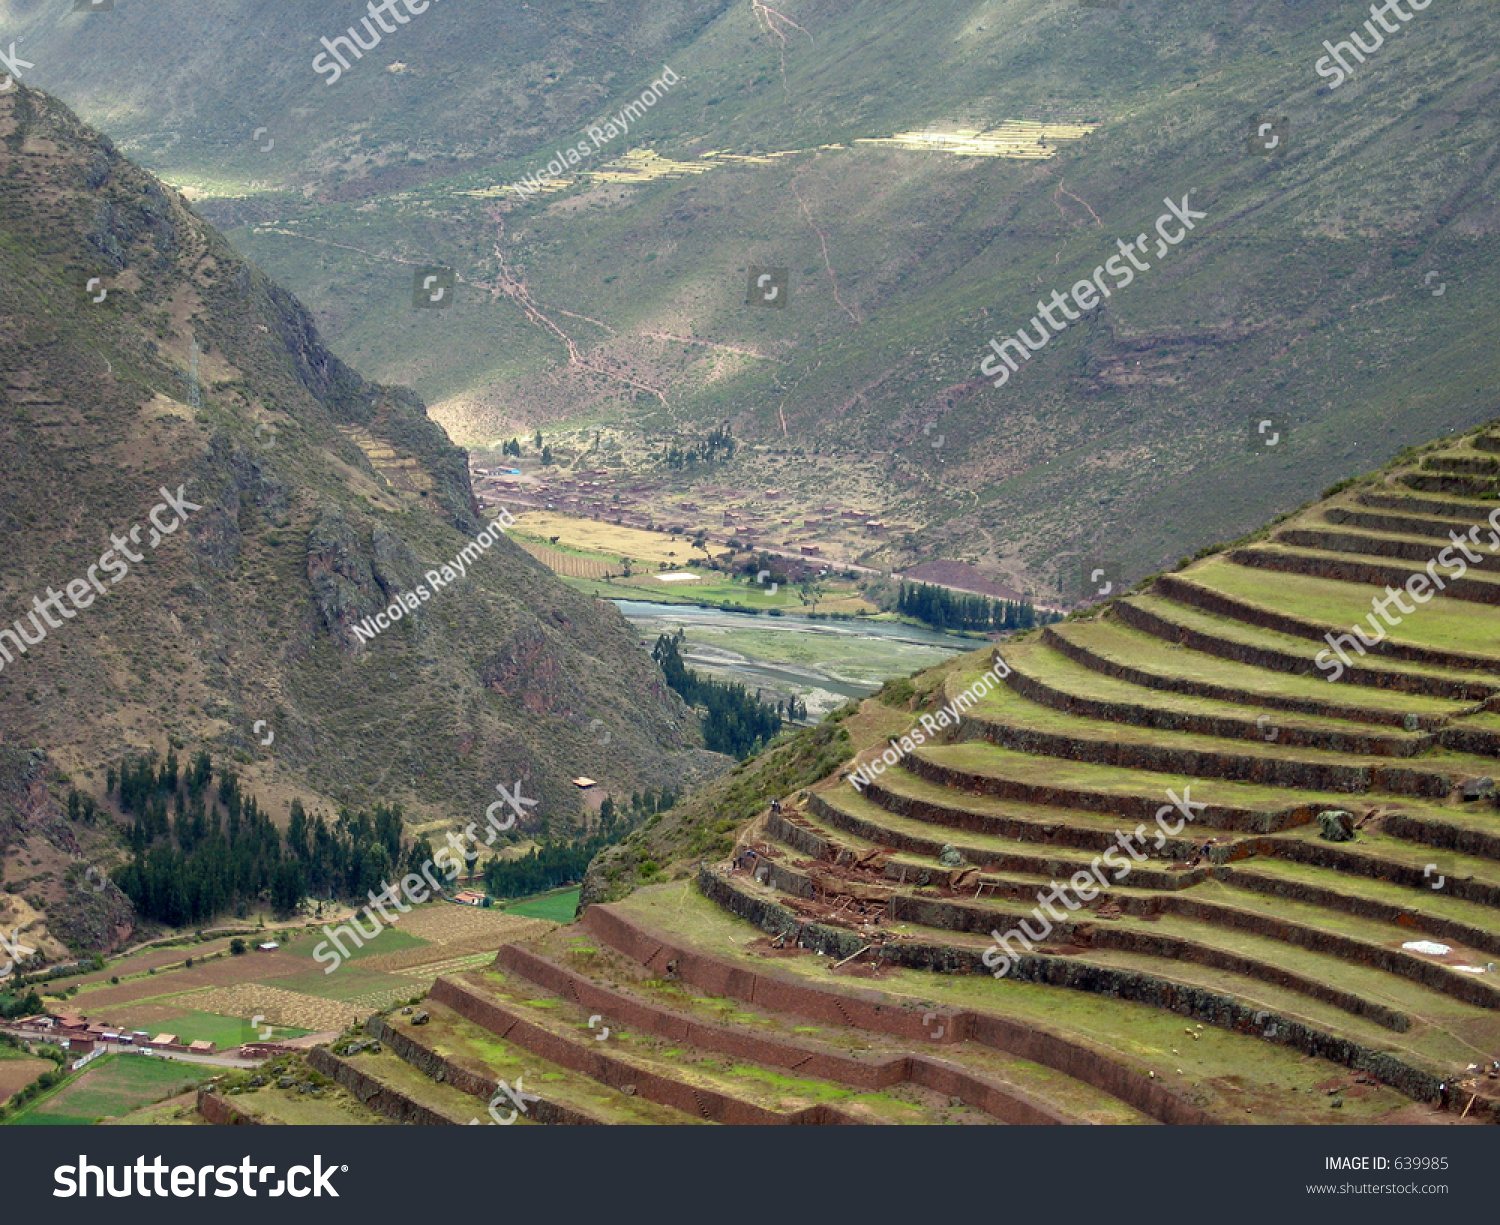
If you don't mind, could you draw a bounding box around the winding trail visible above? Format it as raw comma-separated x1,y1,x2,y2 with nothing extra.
794,182,862,325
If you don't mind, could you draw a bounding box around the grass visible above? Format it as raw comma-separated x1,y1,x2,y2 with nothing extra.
1051,619,1463,715
503,888,581,924
7,1055,214,1126
1005,637,1415,739
1190,555,1500,662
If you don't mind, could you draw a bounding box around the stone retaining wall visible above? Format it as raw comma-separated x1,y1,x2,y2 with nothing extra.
583,896,1217,1125
900,751,1307,834
430,975,856,1125
196,1089,264,1126
1043,625,1435,729
1383,812,1500,862
305,1047,462,1125
1402,472,1500,498
685,872,1482,1118
494,945,1074,1124
1424,455,1500,476
1004,657,1413,757
1358,491,1496,520
1230,547,1500,608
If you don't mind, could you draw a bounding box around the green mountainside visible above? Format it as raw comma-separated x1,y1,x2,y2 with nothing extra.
10,0,1499,597
0,85,723,952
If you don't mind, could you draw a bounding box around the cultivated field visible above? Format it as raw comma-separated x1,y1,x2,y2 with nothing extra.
0,1056,52,1106
55,905,558,1056
10,1055,214,1125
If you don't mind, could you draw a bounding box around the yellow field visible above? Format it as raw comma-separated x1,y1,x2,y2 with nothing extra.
517,539,615,579
513,512,719,569
457,120,1091,203
856,120,1097,159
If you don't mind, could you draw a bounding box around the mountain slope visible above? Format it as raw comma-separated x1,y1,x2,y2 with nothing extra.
0,84,724,950
10,0,1498,599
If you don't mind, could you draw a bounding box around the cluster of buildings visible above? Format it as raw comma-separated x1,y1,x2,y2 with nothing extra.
5,1013,217,1057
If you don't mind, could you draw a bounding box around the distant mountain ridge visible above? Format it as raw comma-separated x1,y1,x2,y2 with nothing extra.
9,0,1493,597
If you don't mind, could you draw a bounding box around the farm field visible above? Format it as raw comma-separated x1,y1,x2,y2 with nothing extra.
503,888,581,924
512,512,721,569
0,1054,52,1107
50,905,555,1055
7,1055,214,1125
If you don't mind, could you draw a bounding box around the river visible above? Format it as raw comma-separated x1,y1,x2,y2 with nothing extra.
611,599,981,718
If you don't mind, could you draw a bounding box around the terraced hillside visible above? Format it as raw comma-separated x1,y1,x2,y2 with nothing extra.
199,429,1500,1126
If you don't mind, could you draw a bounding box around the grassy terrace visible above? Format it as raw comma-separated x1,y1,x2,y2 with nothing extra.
1005,638,1416,744
386,995,698,1125
1233,542,1500,598
613,887,1418,1124
1047,620,1465,716
1125,593,1497,689
1224,857,1500,928
960,668,1500,779
912,742,1327,815
459,970,961,1123
1194,556,1500,661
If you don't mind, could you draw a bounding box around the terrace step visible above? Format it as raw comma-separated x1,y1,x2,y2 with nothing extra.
812,777,1222,877
1326,503,1494,542
1228,544,1500,607
426,974,907,1124
580,899,1220,1124
1044,621,1462,726
755,818,1500,1021
1273,524,1481,565
1003,636,1420,756
954,671,1475,797
491,943,1086,1124
1356,489,1500,523
1116,592,1496,701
